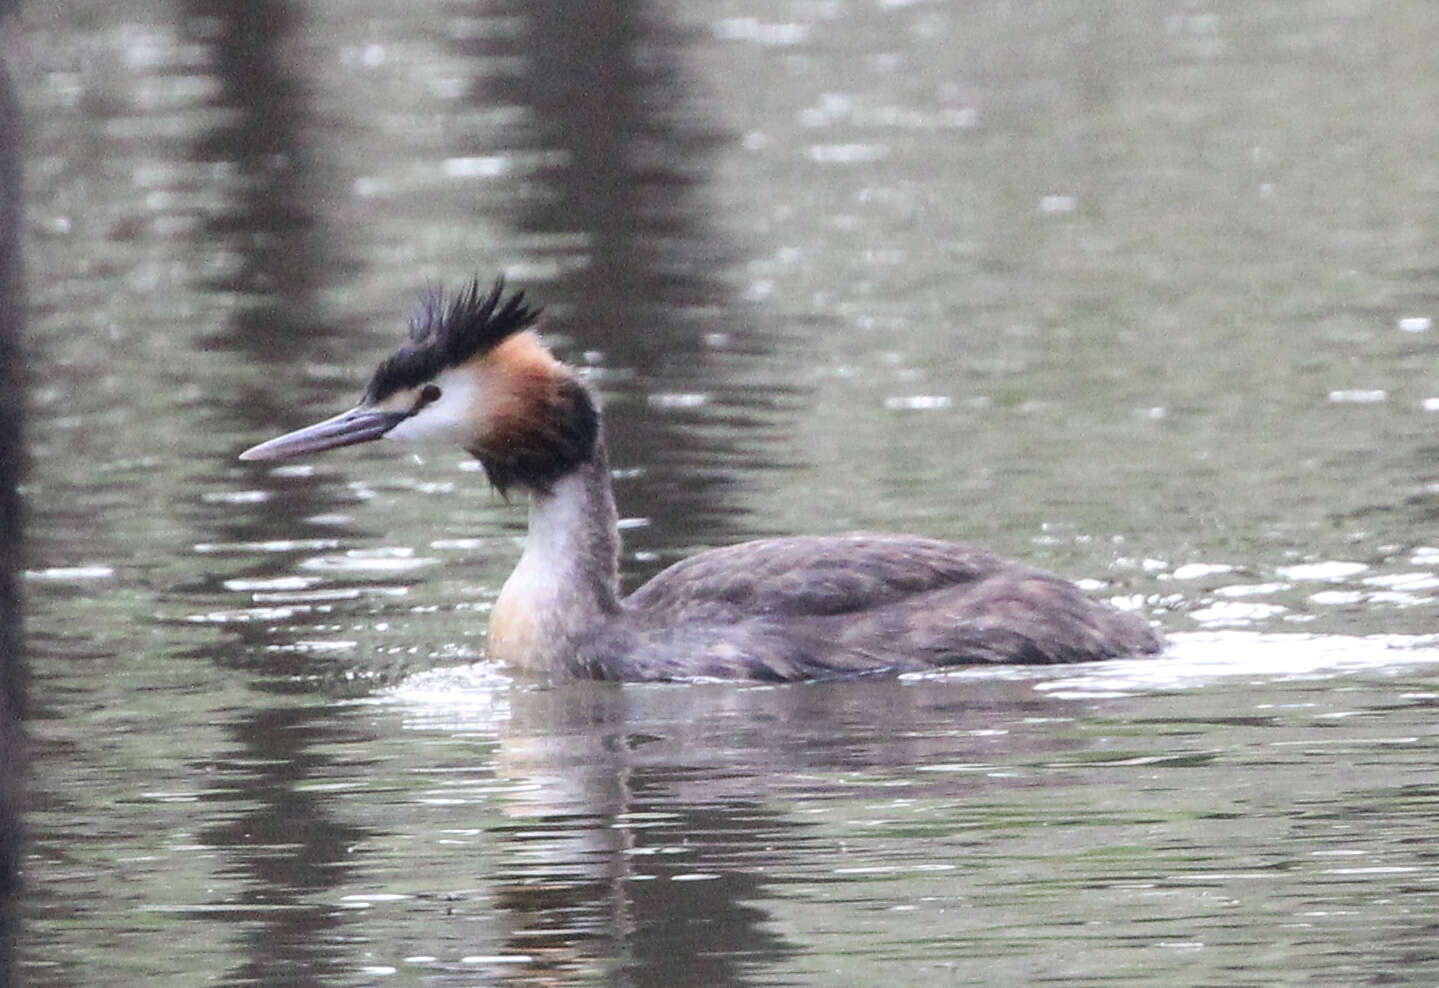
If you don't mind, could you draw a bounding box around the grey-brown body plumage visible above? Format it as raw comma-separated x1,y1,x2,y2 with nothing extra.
593,534,1159,680
241,279,1163,682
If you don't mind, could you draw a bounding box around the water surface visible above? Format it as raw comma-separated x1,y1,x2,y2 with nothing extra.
18,1,1439,984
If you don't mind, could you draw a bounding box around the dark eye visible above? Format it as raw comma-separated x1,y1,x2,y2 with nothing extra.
417,384,442,408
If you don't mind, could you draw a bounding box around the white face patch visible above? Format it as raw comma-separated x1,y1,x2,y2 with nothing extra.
381,367,483,447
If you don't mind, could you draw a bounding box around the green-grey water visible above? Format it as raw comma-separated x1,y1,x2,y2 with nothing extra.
17,1,1439,984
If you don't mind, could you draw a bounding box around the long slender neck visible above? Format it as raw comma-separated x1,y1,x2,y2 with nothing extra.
487,433,623,674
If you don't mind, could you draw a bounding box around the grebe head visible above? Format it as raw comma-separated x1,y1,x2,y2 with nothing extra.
239,279,599,495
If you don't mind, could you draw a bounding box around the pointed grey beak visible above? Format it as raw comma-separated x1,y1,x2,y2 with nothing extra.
239,406,408,462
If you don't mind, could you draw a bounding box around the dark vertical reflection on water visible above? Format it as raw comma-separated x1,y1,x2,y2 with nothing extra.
613,806,790,988
473,676,1091,985
179,0,358,638
198,706,371,986
435,5,812,978
489,685,801,986
183,0,343,370
493,798,796,987
174,1,368,979
464,0,802,581
0,3,25,981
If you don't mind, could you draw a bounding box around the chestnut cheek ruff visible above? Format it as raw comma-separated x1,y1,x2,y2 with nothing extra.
470,377,599,497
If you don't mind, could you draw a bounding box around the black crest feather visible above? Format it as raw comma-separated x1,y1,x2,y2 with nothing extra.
365,277,541,401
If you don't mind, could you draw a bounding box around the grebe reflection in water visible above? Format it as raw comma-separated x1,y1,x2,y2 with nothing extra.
240,280,1162,681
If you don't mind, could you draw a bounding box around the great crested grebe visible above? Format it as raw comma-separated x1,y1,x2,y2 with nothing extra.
240,279,1162,681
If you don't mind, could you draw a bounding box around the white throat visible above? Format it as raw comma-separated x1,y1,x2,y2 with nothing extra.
504,470,593,609
486,452,621,672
